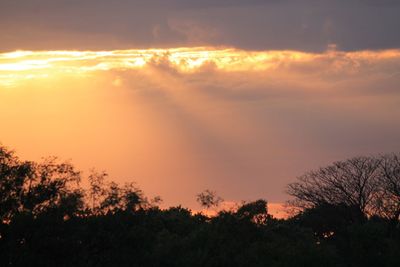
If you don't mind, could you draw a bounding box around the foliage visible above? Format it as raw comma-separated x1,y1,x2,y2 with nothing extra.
1,145,400,266
196,189,223,209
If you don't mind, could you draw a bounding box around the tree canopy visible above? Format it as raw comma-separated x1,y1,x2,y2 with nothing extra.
1,144,400,267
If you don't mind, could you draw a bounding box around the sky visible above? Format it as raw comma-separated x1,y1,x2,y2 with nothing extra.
1,1,400,214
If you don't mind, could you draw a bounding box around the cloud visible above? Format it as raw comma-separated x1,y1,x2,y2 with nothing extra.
1,0,400,52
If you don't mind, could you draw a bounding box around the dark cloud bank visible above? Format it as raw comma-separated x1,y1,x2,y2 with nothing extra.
1,0,400,51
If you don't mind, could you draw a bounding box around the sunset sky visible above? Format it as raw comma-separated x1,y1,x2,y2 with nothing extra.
1,0,400,213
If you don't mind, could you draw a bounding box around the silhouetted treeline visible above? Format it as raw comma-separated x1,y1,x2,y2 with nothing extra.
1,145,400,267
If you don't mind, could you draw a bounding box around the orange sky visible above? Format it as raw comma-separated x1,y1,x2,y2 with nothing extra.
1,47,400,210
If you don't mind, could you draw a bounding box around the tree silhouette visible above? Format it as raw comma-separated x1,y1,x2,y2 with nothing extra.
196,189,223,209
376,153,400,224
1,144,400,267
0,146,83,221
287,156,381,216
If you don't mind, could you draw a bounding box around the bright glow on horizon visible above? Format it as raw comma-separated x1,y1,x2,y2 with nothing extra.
3,47,400,87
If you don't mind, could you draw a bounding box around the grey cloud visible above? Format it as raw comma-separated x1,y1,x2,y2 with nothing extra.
0,0,399,52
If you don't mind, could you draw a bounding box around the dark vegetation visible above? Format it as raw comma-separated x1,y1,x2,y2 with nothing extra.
1,144,400,266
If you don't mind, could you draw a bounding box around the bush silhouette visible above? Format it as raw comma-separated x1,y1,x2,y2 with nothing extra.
1,144,400,266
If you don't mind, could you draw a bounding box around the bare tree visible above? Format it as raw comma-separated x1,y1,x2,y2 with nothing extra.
375,153,400,223
88,170,107,214
287,156,381,216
